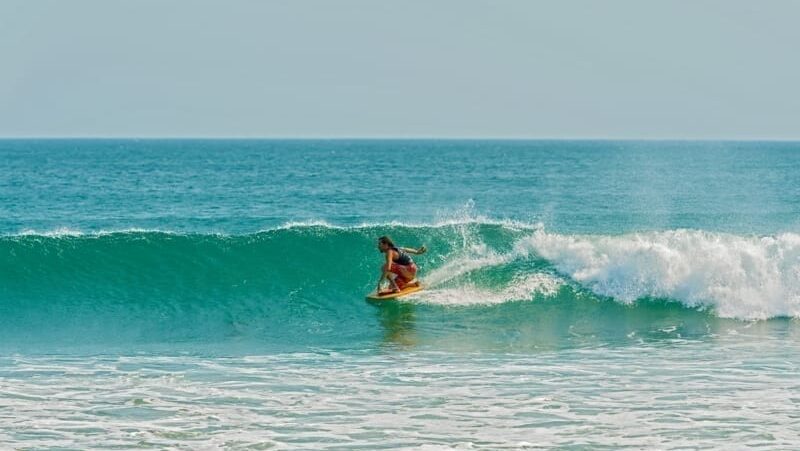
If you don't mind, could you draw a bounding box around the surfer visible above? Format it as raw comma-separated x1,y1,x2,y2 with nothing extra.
376,236,427,294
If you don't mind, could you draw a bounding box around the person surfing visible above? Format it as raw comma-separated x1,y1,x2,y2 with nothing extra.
376,236,427,295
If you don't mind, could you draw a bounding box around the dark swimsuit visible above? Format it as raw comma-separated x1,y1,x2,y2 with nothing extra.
391,247,413,265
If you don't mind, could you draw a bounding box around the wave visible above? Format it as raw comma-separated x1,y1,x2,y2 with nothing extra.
1,222,799,347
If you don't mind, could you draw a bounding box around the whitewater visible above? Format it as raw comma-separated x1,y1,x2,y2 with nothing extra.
2,139,800,449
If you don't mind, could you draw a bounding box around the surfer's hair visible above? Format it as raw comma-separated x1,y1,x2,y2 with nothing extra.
378,236,396,248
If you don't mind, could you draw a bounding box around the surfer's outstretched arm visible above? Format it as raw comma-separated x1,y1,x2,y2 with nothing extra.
400,245,427,255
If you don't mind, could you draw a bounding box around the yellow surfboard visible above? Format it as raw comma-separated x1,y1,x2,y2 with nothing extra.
366,284,424,301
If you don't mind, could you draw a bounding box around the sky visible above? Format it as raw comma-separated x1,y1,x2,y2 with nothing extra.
0,0,798,139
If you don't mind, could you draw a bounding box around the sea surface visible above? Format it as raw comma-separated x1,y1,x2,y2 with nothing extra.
2,139,800,449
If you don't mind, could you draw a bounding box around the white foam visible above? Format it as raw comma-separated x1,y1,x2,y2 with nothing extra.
520,229,800,319
272,217,539,232
6,348,799,449
414,273,562,306
273,219,341,230
9,227,184,238
16,227,86,237
276,201,540,231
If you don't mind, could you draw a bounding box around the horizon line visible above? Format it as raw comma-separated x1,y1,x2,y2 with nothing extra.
1,136,800,142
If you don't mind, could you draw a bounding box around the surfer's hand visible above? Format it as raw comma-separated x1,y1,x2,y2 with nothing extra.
419,245,427,254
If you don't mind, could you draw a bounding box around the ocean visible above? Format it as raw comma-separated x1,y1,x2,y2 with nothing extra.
2,139,800,449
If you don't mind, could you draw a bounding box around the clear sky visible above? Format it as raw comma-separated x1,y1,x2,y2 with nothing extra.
1,0,798,139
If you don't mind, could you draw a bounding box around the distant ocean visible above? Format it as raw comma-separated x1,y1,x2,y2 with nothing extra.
2,139,800,448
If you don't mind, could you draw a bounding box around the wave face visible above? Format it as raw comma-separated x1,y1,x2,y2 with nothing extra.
2,223,799,349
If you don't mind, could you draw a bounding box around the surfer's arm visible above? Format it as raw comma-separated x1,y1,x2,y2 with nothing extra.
377,251,395,291
401,245,427,255
376,269,386,291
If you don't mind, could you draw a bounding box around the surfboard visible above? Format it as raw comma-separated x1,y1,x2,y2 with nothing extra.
366,284,424,301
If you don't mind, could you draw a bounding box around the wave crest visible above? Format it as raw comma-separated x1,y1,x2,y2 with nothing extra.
522,229,800,319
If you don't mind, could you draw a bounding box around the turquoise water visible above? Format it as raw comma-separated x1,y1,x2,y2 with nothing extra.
2,139,800,448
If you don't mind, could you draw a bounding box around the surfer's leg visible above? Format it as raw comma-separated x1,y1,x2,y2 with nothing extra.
395,263,418,287
387,265,412,290
386,272,402,291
